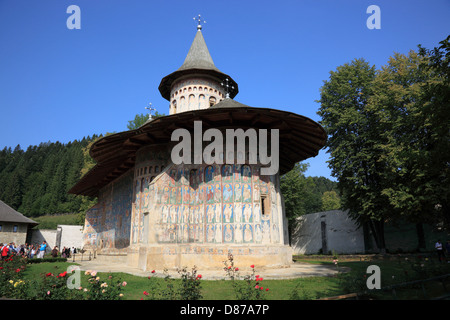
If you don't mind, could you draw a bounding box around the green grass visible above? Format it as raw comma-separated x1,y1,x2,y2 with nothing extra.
19,257,450,300
32,213,82,229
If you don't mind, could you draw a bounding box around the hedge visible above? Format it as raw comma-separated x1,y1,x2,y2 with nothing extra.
26,257,68,264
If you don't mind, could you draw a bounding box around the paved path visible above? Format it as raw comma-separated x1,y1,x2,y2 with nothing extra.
73,259,344,280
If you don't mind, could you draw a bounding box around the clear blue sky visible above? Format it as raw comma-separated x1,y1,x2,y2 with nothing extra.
0,0,449,180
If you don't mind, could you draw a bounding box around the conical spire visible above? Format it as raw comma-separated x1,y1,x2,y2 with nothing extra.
177,29,220,72
158,24,238,101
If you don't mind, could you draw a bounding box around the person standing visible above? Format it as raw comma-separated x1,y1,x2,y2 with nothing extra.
436,239,444,262
51,246,59,258
0,243,8,260
30,245,36,259
38,241,47,259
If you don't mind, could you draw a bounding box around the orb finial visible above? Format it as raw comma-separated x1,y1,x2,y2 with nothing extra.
145,103,156,120
193,14,206,30
221,78,235,99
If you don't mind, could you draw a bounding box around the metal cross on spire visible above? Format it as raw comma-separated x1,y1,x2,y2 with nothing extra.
221,78,235,99
145,103,156,120
193,14,206,30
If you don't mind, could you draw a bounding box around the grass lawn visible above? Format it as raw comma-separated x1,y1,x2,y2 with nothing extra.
19,257,450,300
32,213,82,229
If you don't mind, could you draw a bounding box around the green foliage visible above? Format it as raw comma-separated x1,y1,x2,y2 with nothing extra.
223,253,269,300
26,257,68,264
317,58,380,223
177,266,203,300
280,162,339,242
142,267,202,300
321,190,341,211
0,137,99,217
83,270,126,300
127,111,166,130
0,255,27,297
316,36,450,250
288,279,316,300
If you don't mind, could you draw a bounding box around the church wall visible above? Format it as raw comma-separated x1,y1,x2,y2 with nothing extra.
83,169,133,252
131,149,283,246
128,144,291,270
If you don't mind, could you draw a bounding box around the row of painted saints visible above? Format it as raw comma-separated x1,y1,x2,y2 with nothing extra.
131,163,280,244
160,203,263,224
155,221,276,244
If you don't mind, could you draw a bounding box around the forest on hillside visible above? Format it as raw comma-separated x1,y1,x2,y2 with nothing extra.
0,136,99,217
0,131,339,219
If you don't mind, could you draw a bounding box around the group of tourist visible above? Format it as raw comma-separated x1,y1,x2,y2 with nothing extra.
51,246,77,258
1,241,79,260
0,241,48,260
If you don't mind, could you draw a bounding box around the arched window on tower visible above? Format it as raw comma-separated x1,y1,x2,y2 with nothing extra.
180,96,185,112
209,96,216,107
189,94,195,109
199,94,205,109
172,100,177,114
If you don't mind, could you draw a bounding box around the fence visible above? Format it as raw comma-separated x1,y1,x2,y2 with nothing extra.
381,273,450,299
69,251,96,262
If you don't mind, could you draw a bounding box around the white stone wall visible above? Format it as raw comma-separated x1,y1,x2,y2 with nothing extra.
30,225,84,252
30,229,57,250
291,210,365,255
59,225,83,249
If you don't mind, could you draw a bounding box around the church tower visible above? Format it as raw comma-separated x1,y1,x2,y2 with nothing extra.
159,17,238,114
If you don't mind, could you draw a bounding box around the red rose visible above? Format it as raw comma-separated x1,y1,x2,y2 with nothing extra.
250,264,255,268
266,288,269,292
235,267,239,271
143,291,149,296
151,270,155,273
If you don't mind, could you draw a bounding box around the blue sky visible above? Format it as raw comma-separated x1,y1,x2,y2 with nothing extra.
0,0,449,180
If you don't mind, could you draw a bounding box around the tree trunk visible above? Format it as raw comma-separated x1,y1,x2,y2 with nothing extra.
416,223,426,251
368,219,386,254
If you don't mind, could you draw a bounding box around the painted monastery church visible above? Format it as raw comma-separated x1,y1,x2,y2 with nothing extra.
69,22,327,270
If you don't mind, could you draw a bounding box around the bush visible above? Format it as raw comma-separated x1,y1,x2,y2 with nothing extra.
142,267,203,300
27,257,68,264
0,255,27,297
223,253,269,300
83,270,126,300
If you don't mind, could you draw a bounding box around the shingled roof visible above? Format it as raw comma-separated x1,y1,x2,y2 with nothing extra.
0,200,38,227
158,29,238,101
68,99,327,197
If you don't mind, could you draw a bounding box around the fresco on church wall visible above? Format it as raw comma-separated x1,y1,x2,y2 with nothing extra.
130,147,282,246
83,143,283,250
83,169,133,249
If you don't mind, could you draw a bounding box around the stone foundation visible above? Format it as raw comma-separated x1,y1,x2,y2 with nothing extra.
127,244,293,271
